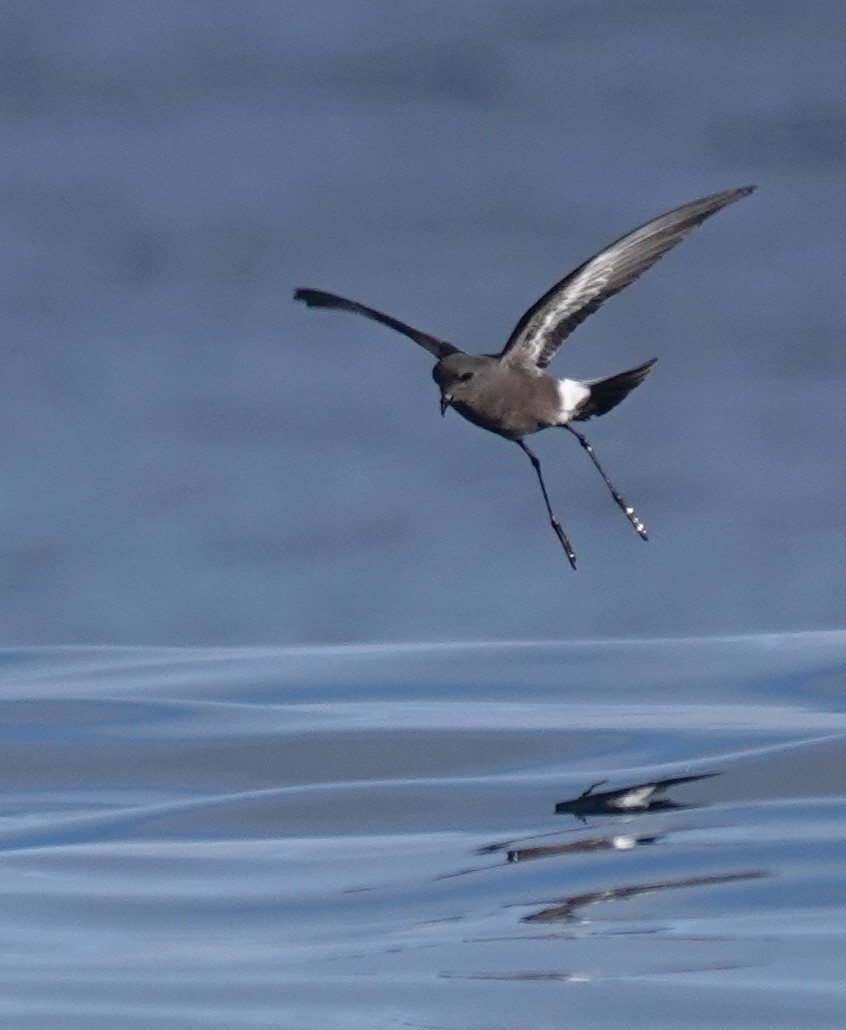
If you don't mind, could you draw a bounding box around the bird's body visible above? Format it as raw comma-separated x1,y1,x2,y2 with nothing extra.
433,355,562,440
432,351,653,440
295,186,754,566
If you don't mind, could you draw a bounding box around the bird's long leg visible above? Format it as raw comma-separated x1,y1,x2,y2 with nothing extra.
516,439,577,569
563,425,648,541
580,779,609,798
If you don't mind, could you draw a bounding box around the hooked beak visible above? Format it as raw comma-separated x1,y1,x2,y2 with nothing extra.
439,394,452,417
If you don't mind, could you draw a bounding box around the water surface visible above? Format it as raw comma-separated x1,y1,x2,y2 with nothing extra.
2,1,846,643
1,634,844,1027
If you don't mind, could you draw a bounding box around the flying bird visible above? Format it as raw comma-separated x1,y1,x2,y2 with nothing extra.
295,186,754,567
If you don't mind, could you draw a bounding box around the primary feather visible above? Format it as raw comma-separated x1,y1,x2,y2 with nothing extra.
499,186,755,370
293,288,461,360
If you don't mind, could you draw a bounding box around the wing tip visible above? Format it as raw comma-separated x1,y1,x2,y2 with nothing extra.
716,184,757,207
293,288,325,307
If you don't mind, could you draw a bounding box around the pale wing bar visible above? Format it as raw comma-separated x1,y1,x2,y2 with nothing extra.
499,186,755,370
294,288,461,360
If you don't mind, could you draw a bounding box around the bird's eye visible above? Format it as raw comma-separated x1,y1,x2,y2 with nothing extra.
458,371,474,382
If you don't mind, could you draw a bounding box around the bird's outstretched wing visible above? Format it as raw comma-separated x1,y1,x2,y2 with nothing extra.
498,186,755,370
294,288,462,360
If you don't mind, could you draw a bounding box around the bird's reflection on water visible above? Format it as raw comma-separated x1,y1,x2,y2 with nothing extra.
554,771,720,820
520,869,767,925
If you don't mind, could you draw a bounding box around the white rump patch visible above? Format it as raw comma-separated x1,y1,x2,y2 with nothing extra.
555,378,591,423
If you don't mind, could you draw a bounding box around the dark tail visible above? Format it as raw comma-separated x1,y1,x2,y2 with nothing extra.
574,358,657,421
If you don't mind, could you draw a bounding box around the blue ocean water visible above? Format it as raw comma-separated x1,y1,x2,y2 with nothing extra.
2,3,846,1026
0,635,844,1027
1,0,845,644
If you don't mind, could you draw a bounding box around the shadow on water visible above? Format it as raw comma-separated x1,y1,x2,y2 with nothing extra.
0,634,844,1027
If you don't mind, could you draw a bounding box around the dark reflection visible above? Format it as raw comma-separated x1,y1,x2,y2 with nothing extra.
522,869,767,924
472,771,721,871
555,771,719,820
507,832,663,864
459,829,660,879
473,826,663,869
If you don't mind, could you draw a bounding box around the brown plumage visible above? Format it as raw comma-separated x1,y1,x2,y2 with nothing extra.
295,186,755,567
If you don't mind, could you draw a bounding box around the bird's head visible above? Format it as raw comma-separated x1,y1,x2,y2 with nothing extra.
432,354,489,416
